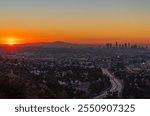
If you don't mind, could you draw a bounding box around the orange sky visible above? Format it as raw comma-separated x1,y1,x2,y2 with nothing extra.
0,0,150,45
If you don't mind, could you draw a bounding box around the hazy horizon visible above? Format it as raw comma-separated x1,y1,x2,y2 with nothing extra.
0,40,149,46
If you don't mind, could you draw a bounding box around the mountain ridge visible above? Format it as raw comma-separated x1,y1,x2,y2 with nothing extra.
15,41,98,48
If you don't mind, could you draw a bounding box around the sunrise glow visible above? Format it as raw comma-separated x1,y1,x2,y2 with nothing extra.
3,37,19,45
0,0,150,45
9,42,14,46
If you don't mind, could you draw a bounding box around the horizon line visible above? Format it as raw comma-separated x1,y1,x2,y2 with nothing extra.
0,41,150,46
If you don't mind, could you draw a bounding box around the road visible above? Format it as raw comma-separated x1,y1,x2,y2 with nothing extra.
94,68,123,99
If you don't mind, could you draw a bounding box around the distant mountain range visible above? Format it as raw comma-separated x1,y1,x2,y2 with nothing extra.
18,41,98,48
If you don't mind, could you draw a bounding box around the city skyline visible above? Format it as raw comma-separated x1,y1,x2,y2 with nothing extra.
0,0,150,45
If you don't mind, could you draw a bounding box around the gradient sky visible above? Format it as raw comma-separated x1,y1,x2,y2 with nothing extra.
0,0,150,44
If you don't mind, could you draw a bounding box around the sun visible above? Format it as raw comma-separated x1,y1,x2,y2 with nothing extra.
4,37,19,45
9,42,14,46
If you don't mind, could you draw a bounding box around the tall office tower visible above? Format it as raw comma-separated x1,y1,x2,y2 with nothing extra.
115,42,118,48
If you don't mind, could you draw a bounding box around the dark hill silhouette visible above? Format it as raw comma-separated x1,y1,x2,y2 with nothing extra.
18,41,97,48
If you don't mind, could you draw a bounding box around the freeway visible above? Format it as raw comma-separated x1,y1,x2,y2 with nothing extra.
94,68,123,99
